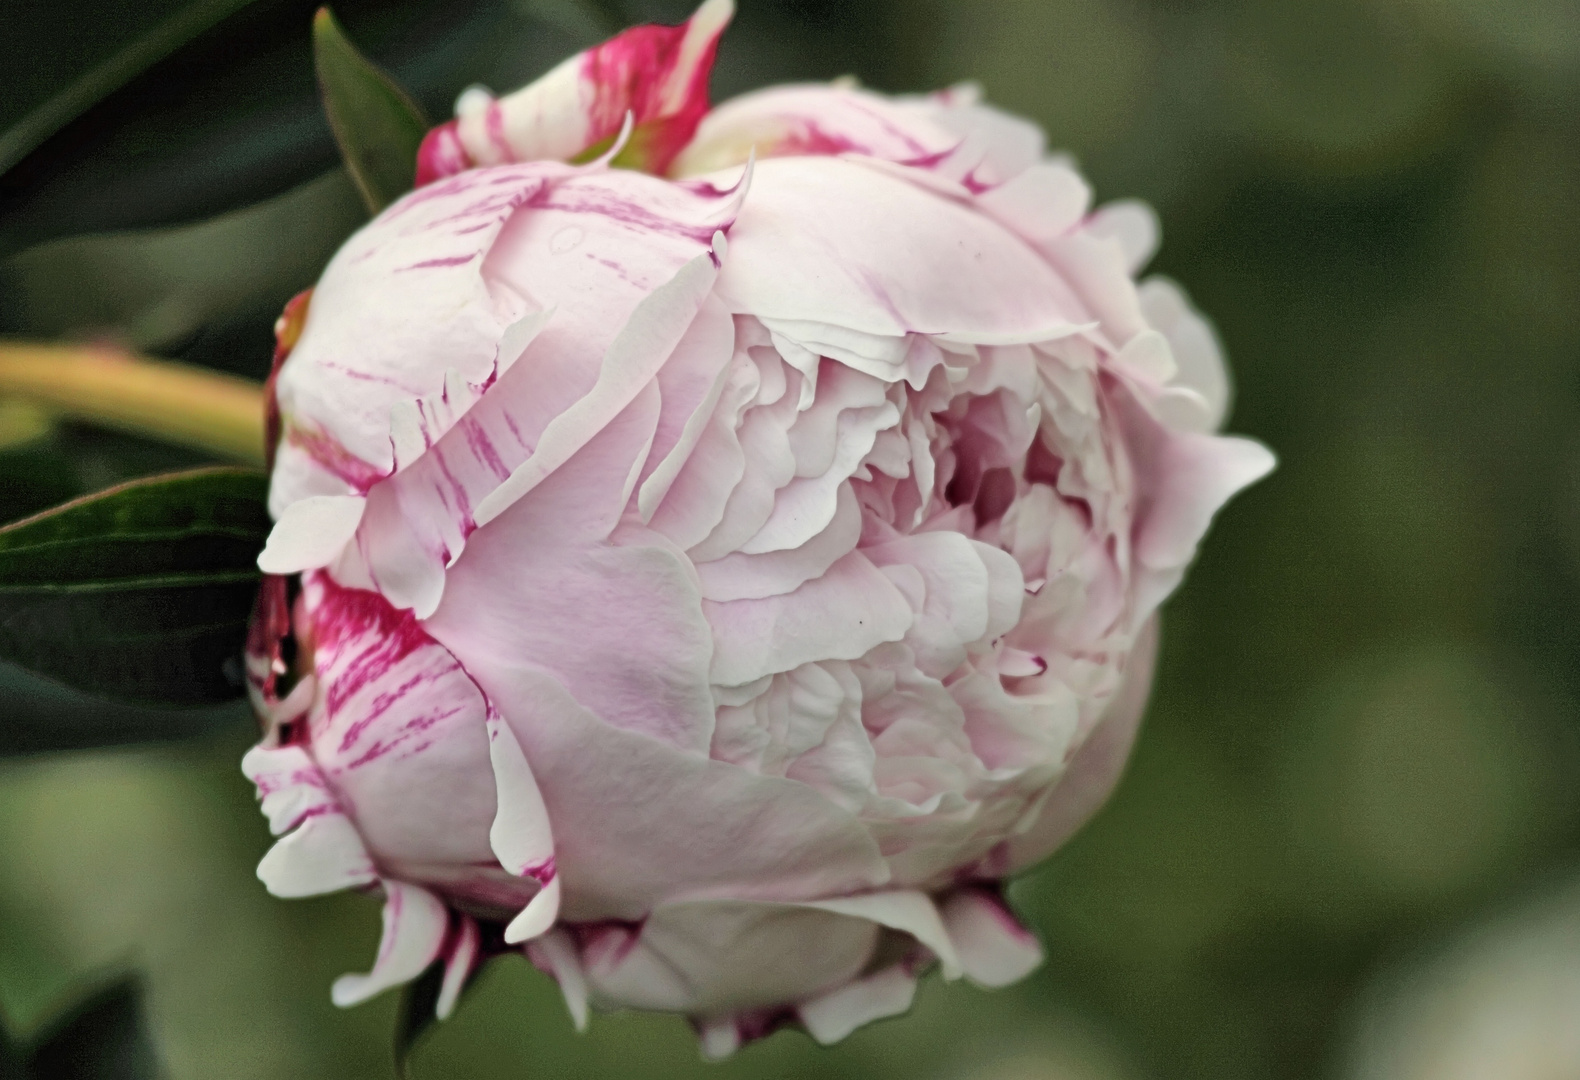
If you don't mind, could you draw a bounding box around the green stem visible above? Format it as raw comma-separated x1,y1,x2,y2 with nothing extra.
0,342,265,464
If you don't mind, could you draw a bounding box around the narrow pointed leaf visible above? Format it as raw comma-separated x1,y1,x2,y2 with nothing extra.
0,467,268,706
393,962,444,1079
313,7,429,215
26,976,162,1080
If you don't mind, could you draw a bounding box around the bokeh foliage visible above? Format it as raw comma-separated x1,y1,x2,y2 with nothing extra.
1,0,1577,1077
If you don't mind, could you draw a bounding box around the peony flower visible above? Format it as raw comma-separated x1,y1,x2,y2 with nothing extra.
243,0,1274,1055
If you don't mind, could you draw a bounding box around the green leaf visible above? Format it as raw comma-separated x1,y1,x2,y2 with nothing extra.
0,467,268,707
0,0,256,184
313,7,430,216
25,976,162,1080
392,962,445,1079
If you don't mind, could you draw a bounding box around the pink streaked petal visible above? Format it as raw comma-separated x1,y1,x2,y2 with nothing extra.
424,394,717,756
331,880,450,1007
351,171,740,615
438,0,733,176
903,84,1046,186
939,887,1044,989
298,571,500,876
242,744,337,836
796,963,917,1046
274,166,557,479
435,914,481,1020
474,247,720,526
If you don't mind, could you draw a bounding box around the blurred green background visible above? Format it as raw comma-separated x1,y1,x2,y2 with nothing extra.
1,0,1578,1077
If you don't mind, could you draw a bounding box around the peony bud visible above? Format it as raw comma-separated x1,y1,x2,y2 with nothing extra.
245,0,1273,1053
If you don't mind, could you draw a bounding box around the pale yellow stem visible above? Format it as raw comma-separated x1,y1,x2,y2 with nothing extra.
0,342,266,465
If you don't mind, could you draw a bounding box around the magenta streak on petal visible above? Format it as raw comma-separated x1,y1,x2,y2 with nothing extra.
460,416,511,482
520,856,556,884
340,705,466,771
321,364,407,387
485,101,512,161
287,424,387,493
398,254,479,271
414,120,471,187
376,886,405,966
312,574,441,723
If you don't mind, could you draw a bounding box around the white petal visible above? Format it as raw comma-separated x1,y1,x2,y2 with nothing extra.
242,744,335,836
797,965,917,1045
698,1018,742,1061
976,162,1091,245
1088,199,1160,274
504,874,562,944
256,813,376,898
486,709,555,880
331,880,449,1007
436,915,481,1020
940,888,1044,988
799,889,962,979
256,495,366,574
526,928,589,1031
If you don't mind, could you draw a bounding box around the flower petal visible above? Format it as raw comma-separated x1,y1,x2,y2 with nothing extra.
799,889,962,980
458,666,889,919
712,156,1086,342
939,887,1044,988
256,812,376,898
1003,617,1157,872
331,880,449,1007
526,928,590,1031
295,571,501,882
704,550,914,687
420,0,734,178
257,494,366,574
797,964,917,1045
435,914,481,1020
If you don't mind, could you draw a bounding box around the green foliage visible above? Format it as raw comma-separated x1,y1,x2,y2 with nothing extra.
3,977,162,1080
0,468,268,708
392,963,445,1079
313,7,429,215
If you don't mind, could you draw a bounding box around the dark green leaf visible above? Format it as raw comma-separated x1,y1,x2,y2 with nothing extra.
0,0,256,184
314,7,429,215
0,1016,24,1080
25,976,162,1080
393,961,444,1078
0,467,268,706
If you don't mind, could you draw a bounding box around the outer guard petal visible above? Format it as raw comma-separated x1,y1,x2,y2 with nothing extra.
797,964,917,1046
939,887,1044,988
418,0,734,179
331,880,450,1007
256,814,377,898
